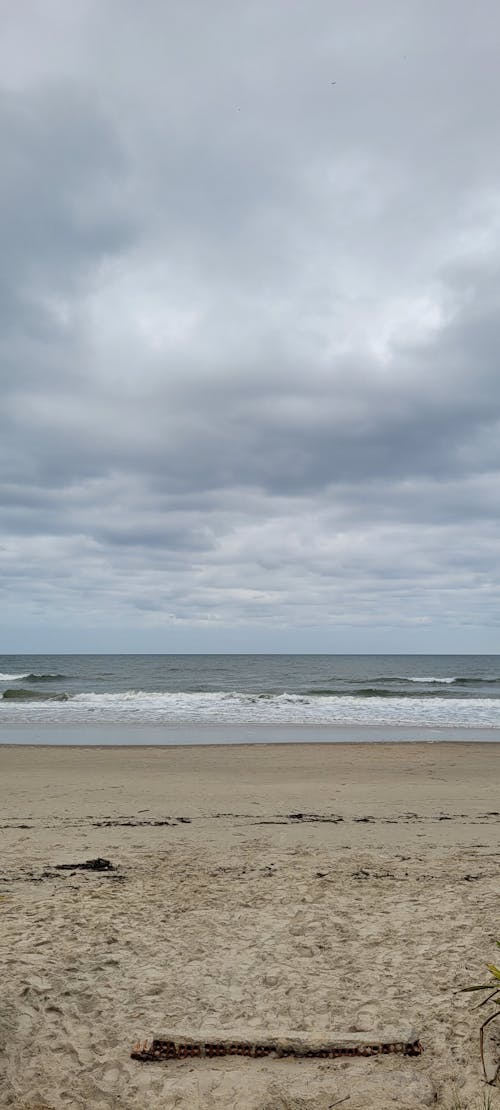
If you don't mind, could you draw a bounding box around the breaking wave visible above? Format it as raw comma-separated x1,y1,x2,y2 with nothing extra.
1,688,500,728
0,672,67,682
23,672,67,682
2,688,69,701
395,676,500,686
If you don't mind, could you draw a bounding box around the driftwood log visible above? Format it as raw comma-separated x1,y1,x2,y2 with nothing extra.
131,1030,423,1063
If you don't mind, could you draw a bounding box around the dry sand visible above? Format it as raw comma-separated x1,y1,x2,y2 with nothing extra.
1,741,499,1110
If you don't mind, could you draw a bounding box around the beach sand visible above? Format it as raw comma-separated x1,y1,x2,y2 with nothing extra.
1,741,499,1109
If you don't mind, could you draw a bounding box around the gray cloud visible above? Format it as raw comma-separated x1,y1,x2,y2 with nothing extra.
1,0,500,650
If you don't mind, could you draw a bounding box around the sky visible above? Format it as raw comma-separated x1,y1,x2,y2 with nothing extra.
1,0,500,654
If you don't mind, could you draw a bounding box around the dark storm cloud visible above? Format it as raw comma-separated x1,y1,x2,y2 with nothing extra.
1,0,500,649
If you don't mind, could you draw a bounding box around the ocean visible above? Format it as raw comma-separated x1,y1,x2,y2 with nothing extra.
0,653,500,744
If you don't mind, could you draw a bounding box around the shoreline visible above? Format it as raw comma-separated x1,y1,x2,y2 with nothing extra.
1,721,500,745
0,737,500,749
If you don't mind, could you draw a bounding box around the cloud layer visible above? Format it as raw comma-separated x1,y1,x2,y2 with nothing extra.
1,0,500,651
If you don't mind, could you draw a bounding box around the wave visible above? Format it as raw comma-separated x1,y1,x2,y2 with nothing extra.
0,671,66,682
452,677,500,685
2,683,500,707
2,688,69,701
24,672,67,682
305,687,396,698
353,687,402,698
368,675,500,686
403,676,457,684
1,688,500,727
304,683,499,698
350,685,495,699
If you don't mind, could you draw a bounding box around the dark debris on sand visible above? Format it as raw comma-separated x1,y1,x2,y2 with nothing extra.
54,857,116,871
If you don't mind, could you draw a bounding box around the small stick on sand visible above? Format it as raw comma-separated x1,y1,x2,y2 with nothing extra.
131,1031,422,1063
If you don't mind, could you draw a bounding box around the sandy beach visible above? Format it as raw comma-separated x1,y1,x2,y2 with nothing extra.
1,741,499,1109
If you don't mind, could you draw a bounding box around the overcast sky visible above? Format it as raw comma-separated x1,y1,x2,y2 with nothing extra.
1,0,500,653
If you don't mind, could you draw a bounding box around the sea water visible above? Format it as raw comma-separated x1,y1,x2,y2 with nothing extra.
0,654,500,744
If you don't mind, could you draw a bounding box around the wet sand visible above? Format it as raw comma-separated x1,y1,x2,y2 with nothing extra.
1,742,499,1109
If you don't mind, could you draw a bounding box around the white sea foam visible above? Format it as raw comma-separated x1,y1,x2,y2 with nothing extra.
1,689,500,728
0,672,29,681
403,676,457,684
